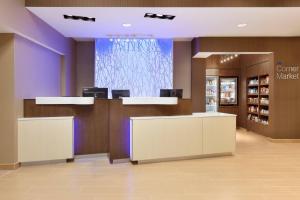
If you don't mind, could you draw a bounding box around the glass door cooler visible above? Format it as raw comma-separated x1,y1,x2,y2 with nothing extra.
206,76,218,112
219,77,238,106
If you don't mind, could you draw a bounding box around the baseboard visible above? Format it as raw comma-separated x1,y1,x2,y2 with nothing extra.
135,152,233,165
112,158,130,164
75,153,108,159
237,127,247,131
267,138,300,143
20,159,68,166
0,162,20,170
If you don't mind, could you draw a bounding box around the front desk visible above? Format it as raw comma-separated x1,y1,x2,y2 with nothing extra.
130,113,236,163
24,97,192,163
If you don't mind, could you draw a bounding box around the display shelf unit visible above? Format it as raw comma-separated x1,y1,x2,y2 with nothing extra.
206,76,218,112
247,75,270,126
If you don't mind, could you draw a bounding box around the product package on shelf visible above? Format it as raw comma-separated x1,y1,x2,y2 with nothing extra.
260,76,270,85
248,78,259,86
260,118,269,125
248,97,259,104
248,106,259,113
248,88,258,95
260,98,269,105
260,109,269,115
248,114,260,122
260,87,269,95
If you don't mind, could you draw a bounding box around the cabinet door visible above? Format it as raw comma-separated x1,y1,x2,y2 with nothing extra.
131,118,203,161
202,117,236,155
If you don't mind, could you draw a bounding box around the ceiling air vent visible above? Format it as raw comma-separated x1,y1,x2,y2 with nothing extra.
63,15,96,22
144,13,176,20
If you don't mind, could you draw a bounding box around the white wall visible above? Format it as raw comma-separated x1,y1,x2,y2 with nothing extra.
14,35,61,117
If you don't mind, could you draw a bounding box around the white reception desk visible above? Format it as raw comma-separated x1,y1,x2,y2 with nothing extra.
130,112,236,163
35,97,178,105
18,117,74,163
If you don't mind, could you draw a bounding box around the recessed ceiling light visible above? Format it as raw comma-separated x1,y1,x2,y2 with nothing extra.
237,23,247,28
122,23,132,27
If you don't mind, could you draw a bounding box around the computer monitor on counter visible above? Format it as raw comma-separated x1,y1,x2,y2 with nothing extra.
112,90,130,99
160,89,183,99
82,87,108,99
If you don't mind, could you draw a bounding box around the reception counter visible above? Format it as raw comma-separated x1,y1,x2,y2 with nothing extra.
130,113,236,163
23,97,192,163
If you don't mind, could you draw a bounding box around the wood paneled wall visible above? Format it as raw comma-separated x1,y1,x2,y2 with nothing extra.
191,58,206,112
192,37,300,139
239,54,274,137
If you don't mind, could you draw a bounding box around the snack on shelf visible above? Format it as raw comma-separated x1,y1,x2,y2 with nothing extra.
249,79,259,85
260,98,269,105
248,97,259,104
260,87,269,94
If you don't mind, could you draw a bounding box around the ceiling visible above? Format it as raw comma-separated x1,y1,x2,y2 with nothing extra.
27,7,300,40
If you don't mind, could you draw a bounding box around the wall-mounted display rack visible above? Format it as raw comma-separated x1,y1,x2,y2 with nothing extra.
247,75,270,125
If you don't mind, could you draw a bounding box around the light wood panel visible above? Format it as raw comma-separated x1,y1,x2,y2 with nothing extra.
2,130,300,199
0,34,17,165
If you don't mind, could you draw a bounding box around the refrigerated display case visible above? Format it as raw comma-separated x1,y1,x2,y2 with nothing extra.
219,77,238,106
206,76,218,112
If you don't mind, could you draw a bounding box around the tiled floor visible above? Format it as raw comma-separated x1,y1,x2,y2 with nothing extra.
1,129,300,200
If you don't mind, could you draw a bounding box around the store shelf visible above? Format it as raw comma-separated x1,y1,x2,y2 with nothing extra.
247,75,270,126
260,103,269,106
248,103,259,105
260,113,269,117
248,112,259,115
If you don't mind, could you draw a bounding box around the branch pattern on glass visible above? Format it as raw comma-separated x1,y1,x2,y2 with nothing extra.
95,38,173,98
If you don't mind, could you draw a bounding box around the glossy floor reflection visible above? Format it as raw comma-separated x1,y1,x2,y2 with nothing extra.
1,129,300,200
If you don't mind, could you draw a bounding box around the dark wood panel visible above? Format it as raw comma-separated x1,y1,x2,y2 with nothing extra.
239,54,274,137
24,99,74,117
192,58,206,112
193,37,300,139
206,55,241,70
73,99,109,155
108,99,192,162
26,0,300,7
